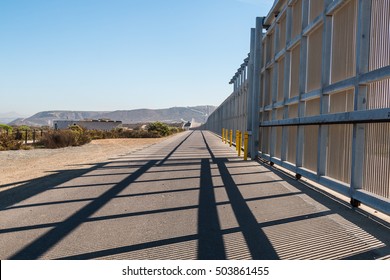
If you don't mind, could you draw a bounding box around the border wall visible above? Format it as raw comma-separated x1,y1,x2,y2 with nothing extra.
202,0,390,215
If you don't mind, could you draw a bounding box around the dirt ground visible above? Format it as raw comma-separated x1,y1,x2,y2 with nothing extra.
0,138,166,190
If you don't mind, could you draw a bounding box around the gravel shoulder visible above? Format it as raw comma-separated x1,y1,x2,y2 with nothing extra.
0,138,167,190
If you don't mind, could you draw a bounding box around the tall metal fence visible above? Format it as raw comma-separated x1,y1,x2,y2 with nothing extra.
204,55,250,140
202,0,390,215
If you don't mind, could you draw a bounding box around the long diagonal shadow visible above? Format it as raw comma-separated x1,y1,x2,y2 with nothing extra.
197,158,226,259
201,131,279,260
10,160,158,259
0,164,105,210
10,132,192,260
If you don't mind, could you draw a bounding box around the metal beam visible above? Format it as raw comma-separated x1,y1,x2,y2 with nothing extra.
260,108,390,127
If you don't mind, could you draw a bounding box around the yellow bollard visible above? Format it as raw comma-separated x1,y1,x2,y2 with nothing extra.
229,129,233,147
222,128,225,142
244,131,248,161
238,131,242,157
236,130,239,151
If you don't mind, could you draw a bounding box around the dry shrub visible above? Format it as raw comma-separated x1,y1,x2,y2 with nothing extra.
0,134,23,151
39,130,77,148
39,129,91,149
147,122,170,136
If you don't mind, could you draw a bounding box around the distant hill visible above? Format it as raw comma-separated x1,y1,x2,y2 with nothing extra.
0,112,28,124
8,111,108,127
0,118,18,124
8,106,216,127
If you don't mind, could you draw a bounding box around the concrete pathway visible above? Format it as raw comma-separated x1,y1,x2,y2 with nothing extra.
1,130,389,259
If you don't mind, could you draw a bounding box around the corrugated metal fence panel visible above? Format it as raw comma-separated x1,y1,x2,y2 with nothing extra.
267,32,275,65
266,68,274,106
363,123,390,199
292,0,303,39
275,127,283,159
278,14,287,53
278,56,285,102
369,0,390,72
309,0,324,23
326,90,354,183
287,126,297,164
367,0,390,109
361,0,390,199
307,24,323,92
331,0,357,84
367,79,390,109
327,124,353,183
303,125,319,171
275,108,284,159
303,98,320,172
287,104,299,164
290,44,300,98
261,127,271,155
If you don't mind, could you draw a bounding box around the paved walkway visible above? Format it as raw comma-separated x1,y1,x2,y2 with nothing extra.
1,130,389,259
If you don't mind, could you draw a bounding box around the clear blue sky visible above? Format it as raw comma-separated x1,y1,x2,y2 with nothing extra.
0,0,274,116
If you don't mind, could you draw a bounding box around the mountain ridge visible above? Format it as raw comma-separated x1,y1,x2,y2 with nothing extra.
7,105,216,127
